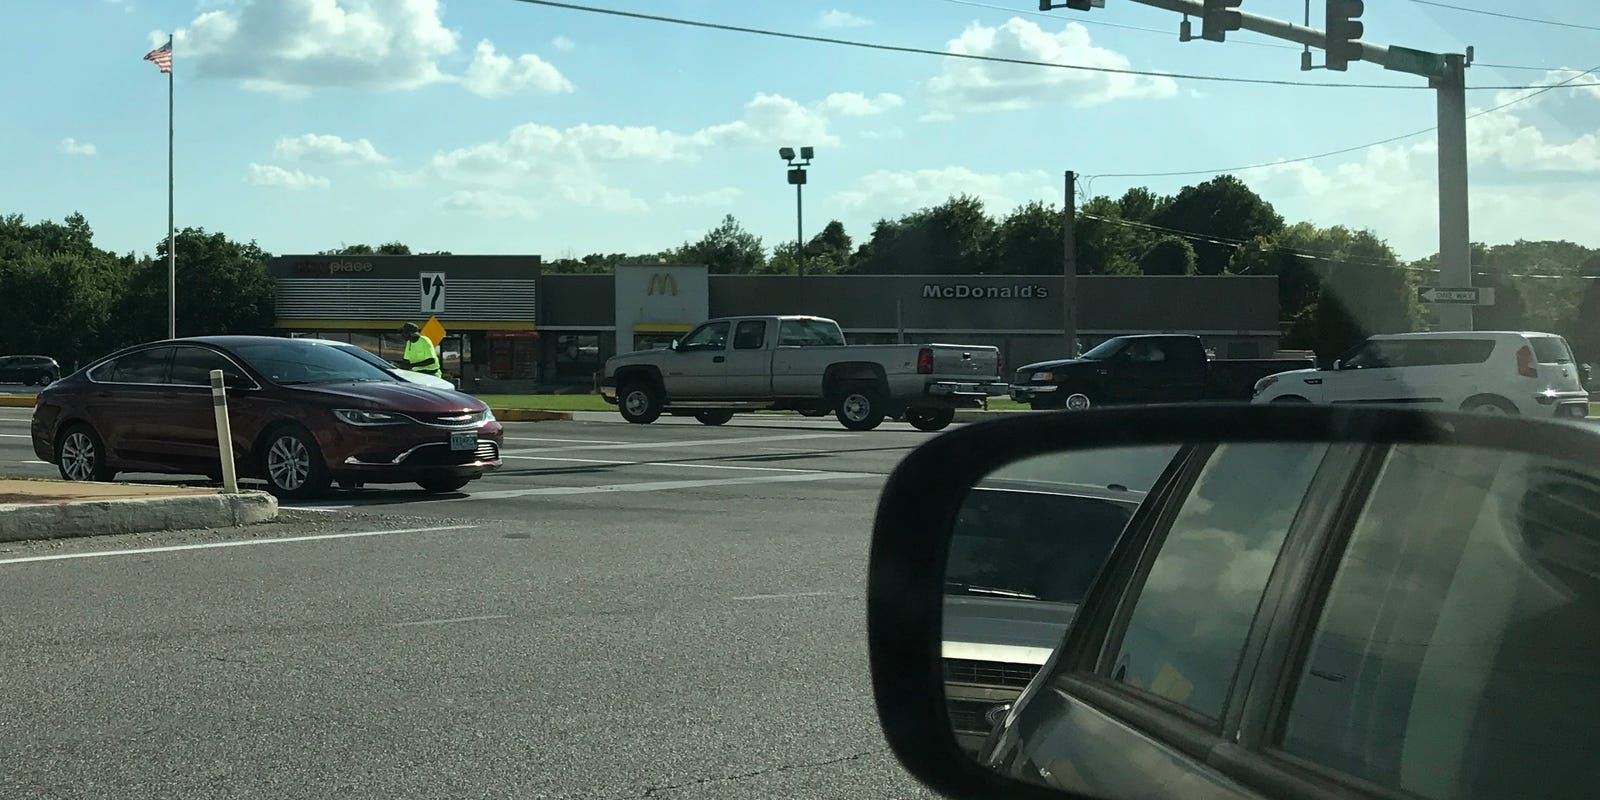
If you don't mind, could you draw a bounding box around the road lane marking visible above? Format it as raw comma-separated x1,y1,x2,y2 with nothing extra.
0,433,31,438
503,436,631,445
460,472,859,500
21,460,48,465
0,524,478,566
501,455,833,474
731,591,839,601
508,433,849,454
389,614,510,627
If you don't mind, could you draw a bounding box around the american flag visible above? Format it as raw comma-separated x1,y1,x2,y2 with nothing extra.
144,42,172,74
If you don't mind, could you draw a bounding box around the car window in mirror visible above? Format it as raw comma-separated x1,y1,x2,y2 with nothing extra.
1105,442,1328,720
941,445,1181,757
1279,444,1600,800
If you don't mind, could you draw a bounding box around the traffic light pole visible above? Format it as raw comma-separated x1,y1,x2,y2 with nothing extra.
1104,0,1473,330
1434,53,1472,331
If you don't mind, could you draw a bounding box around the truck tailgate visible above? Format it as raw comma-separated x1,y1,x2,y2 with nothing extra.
929,344,1000,380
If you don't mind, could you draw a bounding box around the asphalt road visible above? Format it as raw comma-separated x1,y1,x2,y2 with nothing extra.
0,408,942,799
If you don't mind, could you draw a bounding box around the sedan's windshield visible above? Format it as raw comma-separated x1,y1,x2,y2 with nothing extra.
232,340,394,385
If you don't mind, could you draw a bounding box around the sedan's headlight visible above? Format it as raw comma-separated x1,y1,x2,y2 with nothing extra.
334,409,407,426
1032,372,1055,383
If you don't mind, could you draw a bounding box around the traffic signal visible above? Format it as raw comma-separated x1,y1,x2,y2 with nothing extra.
1201,0,1243,42
1326,0,1365,71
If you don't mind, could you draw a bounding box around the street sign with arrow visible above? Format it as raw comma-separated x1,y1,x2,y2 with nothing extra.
1417,286,1495,306
420,272,446,314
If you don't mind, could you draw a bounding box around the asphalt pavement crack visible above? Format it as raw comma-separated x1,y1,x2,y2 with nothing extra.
625,748,884,798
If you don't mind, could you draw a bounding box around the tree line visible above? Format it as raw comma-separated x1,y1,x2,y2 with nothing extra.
6,172,1600,369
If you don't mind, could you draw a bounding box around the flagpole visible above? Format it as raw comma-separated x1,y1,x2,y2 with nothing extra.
166,34,175,340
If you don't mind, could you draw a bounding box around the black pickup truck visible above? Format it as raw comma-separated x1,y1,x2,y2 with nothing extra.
1008,334,1315,410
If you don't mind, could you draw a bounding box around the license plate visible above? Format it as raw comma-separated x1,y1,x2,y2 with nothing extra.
450,431,478,451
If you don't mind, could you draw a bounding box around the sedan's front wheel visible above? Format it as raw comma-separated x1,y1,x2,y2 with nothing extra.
260,425,331,500
56,424,115,482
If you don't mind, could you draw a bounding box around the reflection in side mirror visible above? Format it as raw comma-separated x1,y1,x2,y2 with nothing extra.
869,406,1600,800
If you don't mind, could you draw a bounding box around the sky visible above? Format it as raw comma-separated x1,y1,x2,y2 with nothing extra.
4,0,1598,262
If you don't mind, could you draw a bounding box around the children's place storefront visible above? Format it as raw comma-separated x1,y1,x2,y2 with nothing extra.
271,256,1285,391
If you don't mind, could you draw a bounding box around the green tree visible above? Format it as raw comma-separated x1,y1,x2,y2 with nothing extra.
1138,235,1197,276
1570,256,1600,366
1115,187,1166,224
990,201,1060,275
806,220,853,269
320,242,413,256
1312,263,1416,364
1075,196,1140,275
1156,175,1284,276
849,195,995,275
672,214,766,274
114,227,275,342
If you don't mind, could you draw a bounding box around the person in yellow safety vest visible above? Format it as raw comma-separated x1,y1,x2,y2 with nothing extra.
396,322,441,377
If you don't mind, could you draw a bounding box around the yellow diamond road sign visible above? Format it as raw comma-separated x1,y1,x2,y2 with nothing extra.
420,316,447,345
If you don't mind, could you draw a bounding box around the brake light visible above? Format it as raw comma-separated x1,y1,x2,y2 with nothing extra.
1516,345,1538,378
917,347,934,375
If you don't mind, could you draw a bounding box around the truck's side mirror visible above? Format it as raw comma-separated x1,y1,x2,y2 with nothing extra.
1332,358,1344,371
670,339,680,351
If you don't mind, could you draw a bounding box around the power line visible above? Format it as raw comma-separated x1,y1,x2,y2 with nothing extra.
1407,0,1600,33
930,0,1300,50
1086,64,1600,179
508,0,1427,89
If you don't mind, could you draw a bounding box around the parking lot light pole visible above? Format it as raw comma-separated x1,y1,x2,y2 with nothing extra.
780,147,814,276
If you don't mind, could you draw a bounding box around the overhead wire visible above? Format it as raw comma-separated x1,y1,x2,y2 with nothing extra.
1406,0,1600,33
1085,63,1600,179
508,0,1427,89
929,0,1300,50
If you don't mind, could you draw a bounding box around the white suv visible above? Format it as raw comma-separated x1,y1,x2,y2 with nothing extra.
1253,331,1590,419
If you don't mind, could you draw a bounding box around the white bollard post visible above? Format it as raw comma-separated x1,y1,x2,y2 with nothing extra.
209,369,239,494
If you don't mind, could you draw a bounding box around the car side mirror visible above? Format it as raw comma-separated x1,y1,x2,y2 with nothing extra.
670,340,680,351
1332,358,1344,371
867,405,1600,800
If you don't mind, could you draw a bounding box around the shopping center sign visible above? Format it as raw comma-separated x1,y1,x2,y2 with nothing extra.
921,282,1051,300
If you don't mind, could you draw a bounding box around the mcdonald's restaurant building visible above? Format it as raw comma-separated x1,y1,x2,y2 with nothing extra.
269,255,1283,391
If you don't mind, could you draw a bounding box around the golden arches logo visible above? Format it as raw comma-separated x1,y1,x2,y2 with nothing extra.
646,273,678,296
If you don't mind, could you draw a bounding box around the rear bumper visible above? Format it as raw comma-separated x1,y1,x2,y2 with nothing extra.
928,381,1008,401
1532,390,1590,418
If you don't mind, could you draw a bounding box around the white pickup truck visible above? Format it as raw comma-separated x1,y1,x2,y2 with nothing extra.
598,315,1005,431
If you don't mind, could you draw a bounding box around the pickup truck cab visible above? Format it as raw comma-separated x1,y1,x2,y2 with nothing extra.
599,315,1004,431
1009,334,1314,410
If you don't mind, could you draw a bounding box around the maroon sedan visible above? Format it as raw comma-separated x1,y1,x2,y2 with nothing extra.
31,336,504,499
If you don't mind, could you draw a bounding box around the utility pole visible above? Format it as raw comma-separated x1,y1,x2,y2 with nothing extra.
1043,0,1475,330
779,146,814,277
1063,170,1079,356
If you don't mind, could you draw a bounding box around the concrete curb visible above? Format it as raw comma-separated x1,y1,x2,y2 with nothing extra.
0,395,36,408
492,408,573,422
0,491,279,543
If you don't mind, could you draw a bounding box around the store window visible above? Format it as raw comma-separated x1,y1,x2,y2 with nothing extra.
555,334,602,377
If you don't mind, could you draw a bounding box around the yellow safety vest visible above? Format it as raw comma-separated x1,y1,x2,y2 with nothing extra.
403,336,440,376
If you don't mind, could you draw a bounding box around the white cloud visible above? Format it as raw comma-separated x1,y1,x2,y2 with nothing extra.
169,0,459,93
272,133,387,164
439,189,539,221
694,93,839,147
1248,75,1600,258
818,9,871,29
551,36,576,53
663,187,744,206
462,39,573,98
926,18,1177,114
833,166,1053,215
246,163,329,190
820,92,904,116
58,138,96,157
